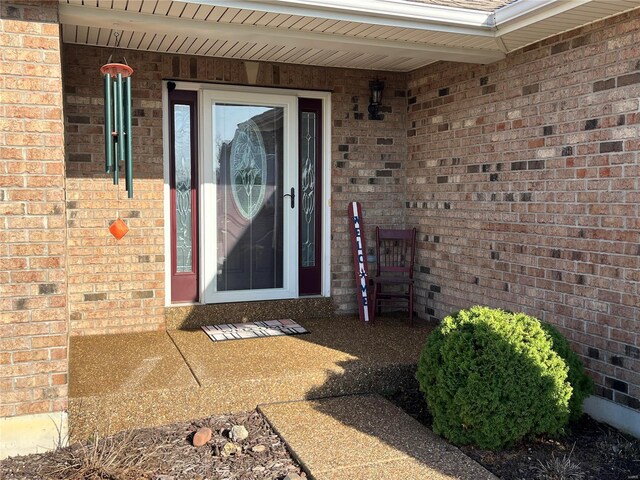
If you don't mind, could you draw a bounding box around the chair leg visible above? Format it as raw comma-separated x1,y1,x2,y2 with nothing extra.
408,284,414,327
371,283,377,323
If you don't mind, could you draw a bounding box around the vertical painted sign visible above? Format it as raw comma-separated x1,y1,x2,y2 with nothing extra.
348,202,370,322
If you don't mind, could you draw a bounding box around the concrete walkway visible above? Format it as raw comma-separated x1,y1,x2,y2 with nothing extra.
260,395,497,480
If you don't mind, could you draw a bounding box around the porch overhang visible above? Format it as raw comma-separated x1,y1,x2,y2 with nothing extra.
59,0,640,72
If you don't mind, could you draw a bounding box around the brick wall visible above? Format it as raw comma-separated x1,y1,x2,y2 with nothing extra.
63,44,407,334
407,9,640,411
0,1,68,418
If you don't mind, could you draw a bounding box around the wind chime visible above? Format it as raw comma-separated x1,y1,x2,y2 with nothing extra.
101,34,134,239
101,48,134,197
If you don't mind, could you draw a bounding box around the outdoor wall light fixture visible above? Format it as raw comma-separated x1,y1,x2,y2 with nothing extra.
368,79,385,120
101,53,134,198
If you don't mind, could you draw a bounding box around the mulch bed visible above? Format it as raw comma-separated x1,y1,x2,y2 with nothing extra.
0,410,304,480
3,390,639,479
386,386,640,480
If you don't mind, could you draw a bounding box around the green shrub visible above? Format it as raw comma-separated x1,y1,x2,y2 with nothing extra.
416,306,573,450
540,323,593,421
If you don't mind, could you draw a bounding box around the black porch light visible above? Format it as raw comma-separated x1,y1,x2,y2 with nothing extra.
368,79,385,120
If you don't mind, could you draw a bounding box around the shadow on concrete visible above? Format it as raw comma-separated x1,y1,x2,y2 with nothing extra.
291,318,571,478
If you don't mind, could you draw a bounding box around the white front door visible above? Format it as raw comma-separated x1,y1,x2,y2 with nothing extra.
201,91,298,303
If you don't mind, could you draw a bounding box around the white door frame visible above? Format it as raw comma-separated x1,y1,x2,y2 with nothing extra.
162,81,332,306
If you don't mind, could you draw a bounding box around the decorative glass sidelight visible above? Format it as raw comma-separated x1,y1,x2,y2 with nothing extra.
174,105,193,272
298,97,322,296
301,112,316,268
169,89,199,303
214,103,284,292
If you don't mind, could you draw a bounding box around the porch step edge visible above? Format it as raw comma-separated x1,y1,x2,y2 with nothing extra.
165,297,337,330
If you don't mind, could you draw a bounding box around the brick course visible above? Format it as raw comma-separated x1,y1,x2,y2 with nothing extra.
62,44,407,334
0,1,67,418
407,9,640,411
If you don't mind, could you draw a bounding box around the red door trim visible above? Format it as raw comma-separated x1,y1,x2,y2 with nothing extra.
169,90,199,303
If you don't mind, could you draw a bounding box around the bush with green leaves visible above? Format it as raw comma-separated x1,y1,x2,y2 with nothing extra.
539,322,593,421
417,306,591,450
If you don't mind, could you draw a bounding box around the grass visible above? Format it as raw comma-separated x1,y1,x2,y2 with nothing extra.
595,429,640,461
47,430,157,480
533,445,585,480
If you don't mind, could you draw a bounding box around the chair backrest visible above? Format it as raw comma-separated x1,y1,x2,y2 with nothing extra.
375,227,416,277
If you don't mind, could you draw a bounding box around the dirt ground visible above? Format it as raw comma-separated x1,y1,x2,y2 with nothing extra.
2,390,639,480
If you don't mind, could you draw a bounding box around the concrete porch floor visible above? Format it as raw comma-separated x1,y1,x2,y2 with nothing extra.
68,316,434,440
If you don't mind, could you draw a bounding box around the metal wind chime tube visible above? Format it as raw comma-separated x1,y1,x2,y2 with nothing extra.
103,74,113,173
112,72,120,185
101,57,134,197
117,73,125,181
124,76,133,195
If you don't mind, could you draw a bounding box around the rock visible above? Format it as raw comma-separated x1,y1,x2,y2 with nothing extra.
221,441,241,457
192,427,212,447
229,425,249,442
283,474,304,480
251,444,267,453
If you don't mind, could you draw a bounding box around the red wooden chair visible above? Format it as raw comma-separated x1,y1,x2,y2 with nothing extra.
371,227,417,325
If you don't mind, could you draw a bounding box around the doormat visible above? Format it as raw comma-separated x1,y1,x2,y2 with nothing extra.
201,319,309,342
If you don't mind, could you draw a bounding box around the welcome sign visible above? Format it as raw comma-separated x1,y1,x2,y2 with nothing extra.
348,202,370,322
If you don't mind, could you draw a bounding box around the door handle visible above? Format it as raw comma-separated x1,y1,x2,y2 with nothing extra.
283,187,295,209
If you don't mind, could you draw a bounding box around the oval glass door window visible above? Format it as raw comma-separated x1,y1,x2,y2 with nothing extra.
230,118,267,220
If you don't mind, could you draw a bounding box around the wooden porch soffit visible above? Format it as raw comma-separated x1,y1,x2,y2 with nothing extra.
59,0,640,71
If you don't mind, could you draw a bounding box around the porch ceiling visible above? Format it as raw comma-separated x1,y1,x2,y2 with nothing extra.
59,0,640,72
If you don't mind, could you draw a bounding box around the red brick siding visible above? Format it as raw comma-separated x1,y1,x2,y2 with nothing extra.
62,45,407,334
407,10,640,410
0,1,68,417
